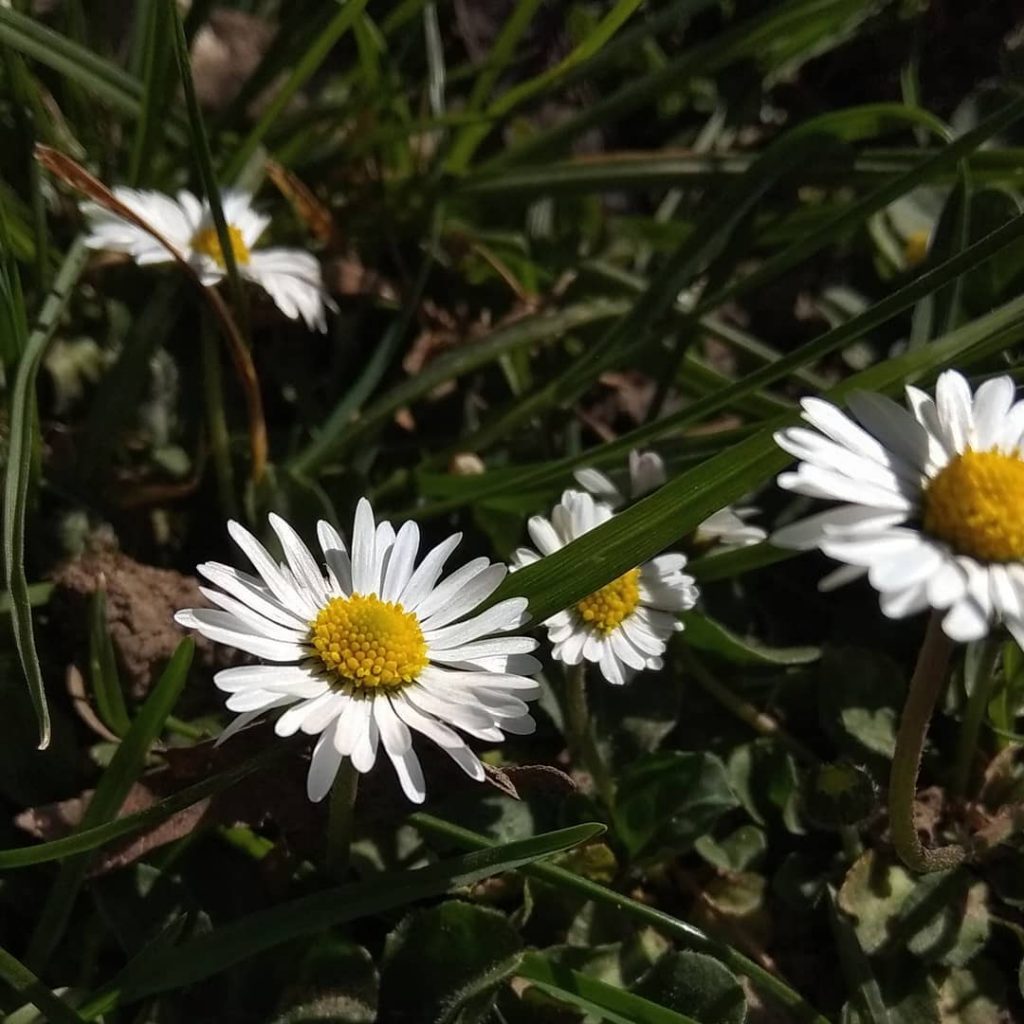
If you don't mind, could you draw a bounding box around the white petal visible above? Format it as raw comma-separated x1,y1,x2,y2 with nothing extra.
387,744,426,803
772,506,907,550
429,636,537,664
629,450,666,497
382,521,420,603
412,557,490,623
228,520,319,618
318,520,353,595
174,609,306,661
197,561,307,629
350,701,379,773
269,513,328,602
400,533,462,611
350,498,377,595
528,516,565,555
425,597,528,649
935,370,973,454
374,696,412,755
573,467,623,506
942,597,990,642
198,586,307,642
307,730,344,802
970,376,1016,451
214,664,326,696
599,646,628,685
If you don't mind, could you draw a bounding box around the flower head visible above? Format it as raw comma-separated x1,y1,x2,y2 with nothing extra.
82,187,331,332
174,500,539,803
573,449,766,548
513,489,699,685
773,369,1024,645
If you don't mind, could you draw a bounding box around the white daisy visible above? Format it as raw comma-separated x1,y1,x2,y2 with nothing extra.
574,449,766,548
773,369,1024,646
174,499,540,803
512,489,699,685
82,187,331,332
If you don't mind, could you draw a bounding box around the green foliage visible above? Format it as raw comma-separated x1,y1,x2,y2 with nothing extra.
2,3,1024,1023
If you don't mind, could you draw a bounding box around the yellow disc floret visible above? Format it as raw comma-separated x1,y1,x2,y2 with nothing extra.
309,594,428,690
191,224,251,267
923,448,1024,562
903,229,930,267
576,568,642,635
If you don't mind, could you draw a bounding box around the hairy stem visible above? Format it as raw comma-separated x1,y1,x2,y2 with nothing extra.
564,664,615,807
889,611,964,872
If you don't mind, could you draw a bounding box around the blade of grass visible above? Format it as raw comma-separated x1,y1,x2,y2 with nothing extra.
447,0,644,171
290,297,627,475
0,744,285,870
220,0,370,184
24,640,194,970
493,288,1024,623
3,237,89,749
82,823,603,1012
411,814,829,1024
88,586,131,737
517,953,699,1024
128,0,174,186
0,945,87,1024
165,0,247,325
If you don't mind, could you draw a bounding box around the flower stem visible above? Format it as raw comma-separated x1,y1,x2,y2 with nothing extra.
888,611,964,873
564,664,615,807
951,637,1002,798
326,758,359,877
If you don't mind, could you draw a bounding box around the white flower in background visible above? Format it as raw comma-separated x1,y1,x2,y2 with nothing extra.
574,449,767,549
174,500,539,803
82,187,331,332
773,370,1024,646
512,489,699,685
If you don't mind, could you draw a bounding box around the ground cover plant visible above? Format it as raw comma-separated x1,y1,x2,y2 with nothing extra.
3,0,1024,1021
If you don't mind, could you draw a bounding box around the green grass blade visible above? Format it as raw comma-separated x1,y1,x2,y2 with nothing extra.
165,0,247,320
88,587,131,737
3,237,89,750
24,640,194,969
517,953,699,1024
447,0,644,171
0,7,149,120
291,297,627,475
495,289,1024,623
128,0,174,186
0,745,283,870
221,0,370,184
86,822,603,1010
0,944,87,1024
411,814,829,1024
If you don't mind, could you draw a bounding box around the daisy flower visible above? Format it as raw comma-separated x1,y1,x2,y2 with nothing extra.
82,187,331,332
574,449,766,548
772,369,1024,646
174,500,539,803
512,489,699,685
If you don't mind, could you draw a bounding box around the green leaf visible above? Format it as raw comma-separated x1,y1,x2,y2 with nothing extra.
271,941,378,1024
682,612,820,667
3,237,89,749
86,823,602,1012
633,951,747,1024
837,852,990,967
518,951,701,1024
728,740,804,834
613,751,738,858
694,826,767,874
378,901,522,1024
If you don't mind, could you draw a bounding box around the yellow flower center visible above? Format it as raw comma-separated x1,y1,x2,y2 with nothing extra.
309,594,427,690
191,224,251,267
575,568,641,635
903,229,930,267
923,448,1024,562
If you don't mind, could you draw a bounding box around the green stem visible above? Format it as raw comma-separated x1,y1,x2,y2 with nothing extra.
201,317,237,520
564,664,615,807
951,636,1002,798
0,942,86,1024
326,758,359,877
888,611,964,873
